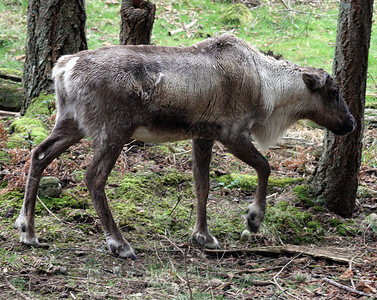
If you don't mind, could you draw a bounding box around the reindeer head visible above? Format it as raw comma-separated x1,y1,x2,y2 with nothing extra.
302,72,355,135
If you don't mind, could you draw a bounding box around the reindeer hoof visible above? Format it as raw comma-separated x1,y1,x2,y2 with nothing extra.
14,216,40,245
107,238,137,260
246,203,264,233
192,232,221,249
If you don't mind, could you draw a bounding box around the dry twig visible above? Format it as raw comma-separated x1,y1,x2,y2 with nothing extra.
37,195,85,237
158,234,192,299
323,277,375,298
183,248,193,300
271,253,302,300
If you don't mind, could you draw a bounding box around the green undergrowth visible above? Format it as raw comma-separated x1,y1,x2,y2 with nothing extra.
36,192,89,214
24,93,55,117
105,170,195,237
101,171,312,243
264,200,324,244
8,117,49,148
0,170,341,247
215,173,304,192
0,189,89,219
221,3,252,26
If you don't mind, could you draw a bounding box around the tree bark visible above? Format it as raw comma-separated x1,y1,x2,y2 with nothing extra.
310,0,374,217
22,0,87,115
119,0,156,45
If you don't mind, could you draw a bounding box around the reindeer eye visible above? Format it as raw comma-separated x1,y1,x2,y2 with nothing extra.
330,89,338,99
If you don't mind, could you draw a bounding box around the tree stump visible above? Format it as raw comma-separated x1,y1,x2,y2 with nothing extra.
119,0,156,45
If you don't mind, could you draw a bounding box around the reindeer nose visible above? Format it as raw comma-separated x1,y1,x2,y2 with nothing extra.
342,113,356,134
348,114,356,133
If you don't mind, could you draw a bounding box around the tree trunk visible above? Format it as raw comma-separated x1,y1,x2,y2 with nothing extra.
119,0,156,45
310,0,374,217
22,0,87,115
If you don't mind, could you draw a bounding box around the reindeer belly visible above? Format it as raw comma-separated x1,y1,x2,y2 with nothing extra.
131,126,192,143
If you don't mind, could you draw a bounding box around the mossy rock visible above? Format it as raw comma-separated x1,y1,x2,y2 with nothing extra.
0,77,23,112
38,176,62,198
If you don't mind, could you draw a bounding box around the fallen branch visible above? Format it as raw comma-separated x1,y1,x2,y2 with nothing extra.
204,245,353,264
250,280,273,286
323,277,375,298
0,110,20,118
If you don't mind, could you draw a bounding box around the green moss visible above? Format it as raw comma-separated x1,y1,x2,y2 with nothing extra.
269,177,305,189
209,211,245,240
265,201,324,244
0,189,23,222
0,149,11,164
36,191,89,214
8,116,49,147
162,170,191,186
24,93,55,117
105,171,195,236
293,184,316,206
221,3,252,27
0,67,22,78
0,189,23,207
215,173,304,192
5,93,55,148
328,218,347,236
328,218,343,227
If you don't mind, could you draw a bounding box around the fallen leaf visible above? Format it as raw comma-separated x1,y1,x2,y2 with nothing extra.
339,269,353,280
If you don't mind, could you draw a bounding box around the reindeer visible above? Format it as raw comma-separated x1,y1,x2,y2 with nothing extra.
15,34,355,259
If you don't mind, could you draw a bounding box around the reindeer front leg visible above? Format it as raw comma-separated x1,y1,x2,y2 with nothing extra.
220,133,270,233
191,138,220,249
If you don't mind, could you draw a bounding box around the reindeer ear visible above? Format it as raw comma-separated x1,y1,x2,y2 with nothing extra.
302,73,325,91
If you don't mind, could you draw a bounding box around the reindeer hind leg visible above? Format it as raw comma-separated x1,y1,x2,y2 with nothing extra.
15,118,84,245
84,131,137,259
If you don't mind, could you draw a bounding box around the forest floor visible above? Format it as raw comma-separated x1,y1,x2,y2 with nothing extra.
1,115,377,299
